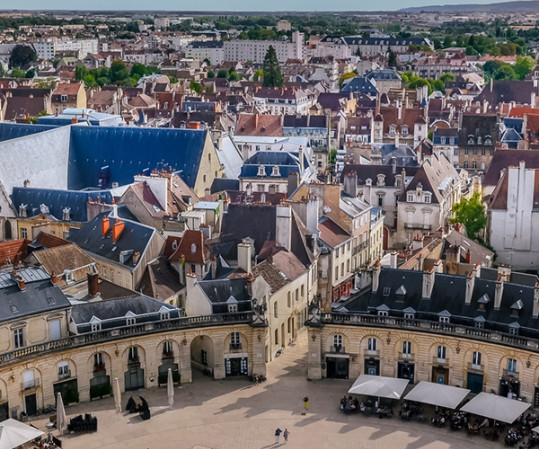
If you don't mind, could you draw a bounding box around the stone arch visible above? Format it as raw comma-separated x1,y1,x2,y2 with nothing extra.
20,366,43,415
123,344,146,391
87,350,112,400
325,330,350,353
156,338,181,386
4,220,11,240
190,334,215,378
224,330,249,352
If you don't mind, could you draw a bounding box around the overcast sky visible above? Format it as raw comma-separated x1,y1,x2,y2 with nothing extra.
0,0,511,12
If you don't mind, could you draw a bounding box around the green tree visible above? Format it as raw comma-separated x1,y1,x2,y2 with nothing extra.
75,65,88,81
11,68,25,78
440,73,456,84
207,70,215,78
483,60,503,78
443,35,453,48
25,68,35,78
450,192,486,241
262,45,283,88
514,56,535,80
130,63,147,80
9,45,37,68
494,64,516,80
217,68,229,78
189,81,201,93
388,48,397,67
110,60,129,84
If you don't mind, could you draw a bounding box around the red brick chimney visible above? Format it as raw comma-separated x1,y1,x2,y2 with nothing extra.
101,215,110,237
51,271,57,285
112,218,125,243
254,113,259,129
87,272,99,297
17,275,25,291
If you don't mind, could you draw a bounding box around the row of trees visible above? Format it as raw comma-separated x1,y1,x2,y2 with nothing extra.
75,61,161,87
483,56,535,81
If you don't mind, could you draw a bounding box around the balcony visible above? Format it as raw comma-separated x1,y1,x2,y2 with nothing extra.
229,343,243,351
58,369,71,380
398,353,414,362
467,362,483,372
433,356,450,366
366,349,379,357
404,223,431,230
329,345,345,353
21,378,40,391
503,369,519,378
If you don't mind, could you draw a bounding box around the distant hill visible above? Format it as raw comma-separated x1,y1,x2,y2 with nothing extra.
400,0,539,13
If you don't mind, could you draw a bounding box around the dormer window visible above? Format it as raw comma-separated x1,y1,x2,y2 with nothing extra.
389,125,396,135
377,174,385,186
377,304,389,317
90,316,101,332
62,207,71,221
474,315,485,329
403,306,415,320
401,125,408,135
271,166,280,177
60,94,68,103
424,193,431,203
257,165,265,176
508,322,520,336
159,306,170,320
407,193,414,202
191,243,196,254
485,136,491,145
467,135,474,144
438,310,451,324
511,299,523,317
125,311,136,326
19,204,27,218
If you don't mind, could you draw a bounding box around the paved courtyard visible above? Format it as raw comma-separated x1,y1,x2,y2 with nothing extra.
30,330,505,449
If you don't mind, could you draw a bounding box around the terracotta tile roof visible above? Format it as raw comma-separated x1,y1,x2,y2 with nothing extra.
34,232,70,248
318,217,351,248
508,106,539,118
236,113,283,136
484,150,539,186
139,256,182,300
31,243,94,287
164,235,180,258
252,259,289,293
0,239,30,265
52,82,81,97
169,230,207,264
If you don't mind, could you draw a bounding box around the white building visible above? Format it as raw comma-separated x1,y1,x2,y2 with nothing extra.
32,39,98,60
185,42,224,65
489,161,539,270
223,31,304,63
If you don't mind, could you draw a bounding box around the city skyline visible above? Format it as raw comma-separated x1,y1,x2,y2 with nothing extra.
0,0,516,12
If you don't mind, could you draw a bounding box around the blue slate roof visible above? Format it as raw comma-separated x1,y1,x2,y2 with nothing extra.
11,187,113,222
211,178,240,193
239,151,304,179
341,77,377,95
68,126,207,190
0,123,55,142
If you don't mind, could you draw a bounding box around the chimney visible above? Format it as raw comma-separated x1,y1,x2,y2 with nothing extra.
389,251,397,269
497,264,511,282
71,116,78,124
112,218,125,243
372,261,381,293
422,267,434,299
87,272,99,297
465,249,471,264
391,156,397,174
185,270,197,294
534,282,539,317
494,275,504,310
237,240,252,274
211,255,217,279
287,171,299,197
23,179,30,188
254,113,259,129
17,275,25,291
343,172,358,197
394,132,399,148
101,215,110,237
298,145,304,174
132,251,141,265
490,76,493,92
178,254,185,285
412,235,424,251
434,258,443,273
465,271,475,304
398,101,402,120
275,204,292,251
51,271,58,285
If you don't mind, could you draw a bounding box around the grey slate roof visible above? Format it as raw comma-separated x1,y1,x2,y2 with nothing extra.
198,278,253,314
68,212,162,269
0,267,71,323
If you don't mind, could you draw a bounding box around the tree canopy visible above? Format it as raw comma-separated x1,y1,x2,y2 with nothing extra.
450,192,487,241
262,46,283,88
9,45,36,68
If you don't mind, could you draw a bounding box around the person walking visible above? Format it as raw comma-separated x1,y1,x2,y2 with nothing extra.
283,428,289,443
303,396,309,411
274,427,282,444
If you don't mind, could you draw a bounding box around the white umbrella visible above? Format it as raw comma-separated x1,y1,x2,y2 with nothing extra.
404,381,470,410
348,374,409,400
167,368,174,408
114,378,122,414
460,392,531,424
56,392,66,436
0,418,44,449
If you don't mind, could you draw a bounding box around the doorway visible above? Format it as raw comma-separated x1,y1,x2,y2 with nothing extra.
397,362,415,384
326,357,349,379
466,372,484,394
25,394,37,416
432,366,449,384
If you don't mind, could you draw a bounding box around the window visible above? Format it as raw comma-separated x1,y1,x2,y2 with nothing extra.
507,358,517,375
335,267,339,279
407,193,414,202
378,310,388,317
128,346,138,362
437,345,447,361
401,125,408,135
91,321,101,332
287,291,291,307
60,94,68,102
126,317,136,326
20,227,27,239
473,148,478,155
367,337,377,353
402,341,412,357
404,312,415,320
274,328,279,346
475,320,484,329
94,353,104,369
333,334,343,351
230,332,242,350
464,148,469,154
162,341,173,357
378,195,383,206
49,319,61,340
439,315,450,324
472,161,477,169
160,311,170,320
274,301,278,318
300,285,304,299
228,302,238,313
13,327,24,349
472,351,482,368
464,161,469,169
58,361,69,379
382,287,390,296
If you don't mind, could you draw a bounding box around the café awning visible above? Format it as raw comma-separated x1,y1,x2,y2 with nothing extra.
460,392,531,424
0,418,44,449
404,381,470,409
348,374,409,400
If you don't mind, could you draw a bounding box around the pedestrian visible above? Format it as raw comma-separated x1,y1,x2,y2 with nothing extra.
303,396,309,411
274,427,282,444
283,428,289,443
